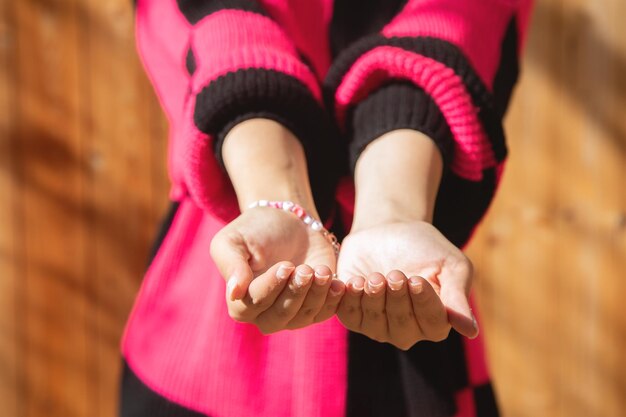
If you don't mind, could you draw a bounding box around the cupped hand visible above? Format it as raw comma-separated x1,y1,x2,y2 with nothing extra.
336,221,478,350
210,206,345,333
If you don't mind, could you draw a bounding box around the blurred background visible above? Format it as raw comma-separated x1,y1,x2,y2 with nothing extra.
0,0,624,416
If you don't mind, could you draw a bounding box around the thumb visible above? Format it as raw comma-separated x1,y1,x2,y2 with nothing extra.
210,231,254,301
438,263,479,339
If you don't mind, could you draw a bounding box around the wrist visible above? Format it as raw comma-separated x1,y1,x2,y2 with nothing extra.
222,118,319,217
351,202,432,233
351,129,443,232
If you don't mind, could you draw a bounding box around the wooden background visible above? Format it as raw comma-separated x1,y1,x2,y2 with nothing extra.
0,0,624,416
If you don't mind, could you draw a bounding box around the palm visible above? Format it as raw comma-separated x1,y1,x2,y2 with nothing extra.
228,208,336,275
337,222,467,293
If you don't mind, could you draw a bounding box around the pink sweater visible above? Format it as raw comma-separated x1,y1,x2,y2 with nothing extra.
121,1,533,416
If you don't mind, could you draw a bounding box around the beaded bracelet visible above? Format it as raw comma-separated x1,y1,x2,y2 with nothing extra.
247,200,340,255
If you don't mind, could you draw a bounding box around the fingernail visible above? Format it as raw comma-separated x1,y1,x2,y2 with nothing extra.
472,314,479,332
226,277,238,301
294,270,313,287
329,280,344,297
276,264,295,280
315,271,331,286
350,279,364,292
366,277,384,293
408,277,423,295
387,276,404,291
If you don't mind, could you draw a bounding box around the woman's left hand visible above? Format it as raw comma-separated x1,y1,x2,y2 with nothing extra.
335,221,478,350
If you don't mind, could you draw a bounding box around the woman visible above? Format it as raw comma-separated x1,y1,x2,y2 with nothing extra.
120,1,533,416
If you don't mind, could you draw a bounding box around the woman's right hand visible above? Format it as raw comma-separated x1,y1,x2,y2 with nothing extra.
210,205,345,334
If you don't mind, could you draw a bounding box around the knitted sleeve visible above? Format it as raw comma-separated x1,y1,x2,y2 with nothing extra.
135,0,339,222
324,0,534,246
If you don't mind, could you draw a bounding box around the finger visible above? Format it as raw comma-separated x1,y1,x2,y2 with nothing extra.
336,276,365,331
360,272,387,342
256,264,314,333
228,262,294,322
407,276,450,342
209,231,253,301
313,278,345,323
384,270,422,349
286,265,333,329
438,260,478,338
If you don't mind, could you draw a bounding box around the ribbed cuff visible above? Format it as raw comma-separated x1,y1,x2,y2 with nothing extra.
347,81,454,172
193,68,343,219
325,34,508,168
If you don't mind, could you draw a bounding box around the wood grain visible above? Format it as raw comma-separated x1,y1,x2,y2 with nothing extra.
466,1,626,416
14,1,91,415
1,0,168,416
0,1,19,416
0,0,624,416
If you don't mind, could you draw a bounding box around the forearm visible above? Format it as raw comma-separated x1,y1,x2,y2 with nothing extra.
351,129,443,231
222,118,319,218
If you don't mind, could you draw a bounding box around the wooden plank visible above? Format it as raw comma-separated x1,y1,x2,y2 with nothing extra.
468,0,626,416
80,0,170,415
469,2,564,415
0,0,20,415
12,0,92,415
556,1,626,415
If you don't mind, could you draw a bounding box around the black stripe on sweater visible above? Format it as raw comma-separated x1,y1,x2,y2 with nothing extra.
176,0,267,25
474,383,501,417
434,168,498,248
346,81,455,172
323,35,508,162
492,17,520,119
147,201,181,269
195,68,345,220
120,360,208,417
346,333,408,417
346,330,469,417
329,0,408,58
